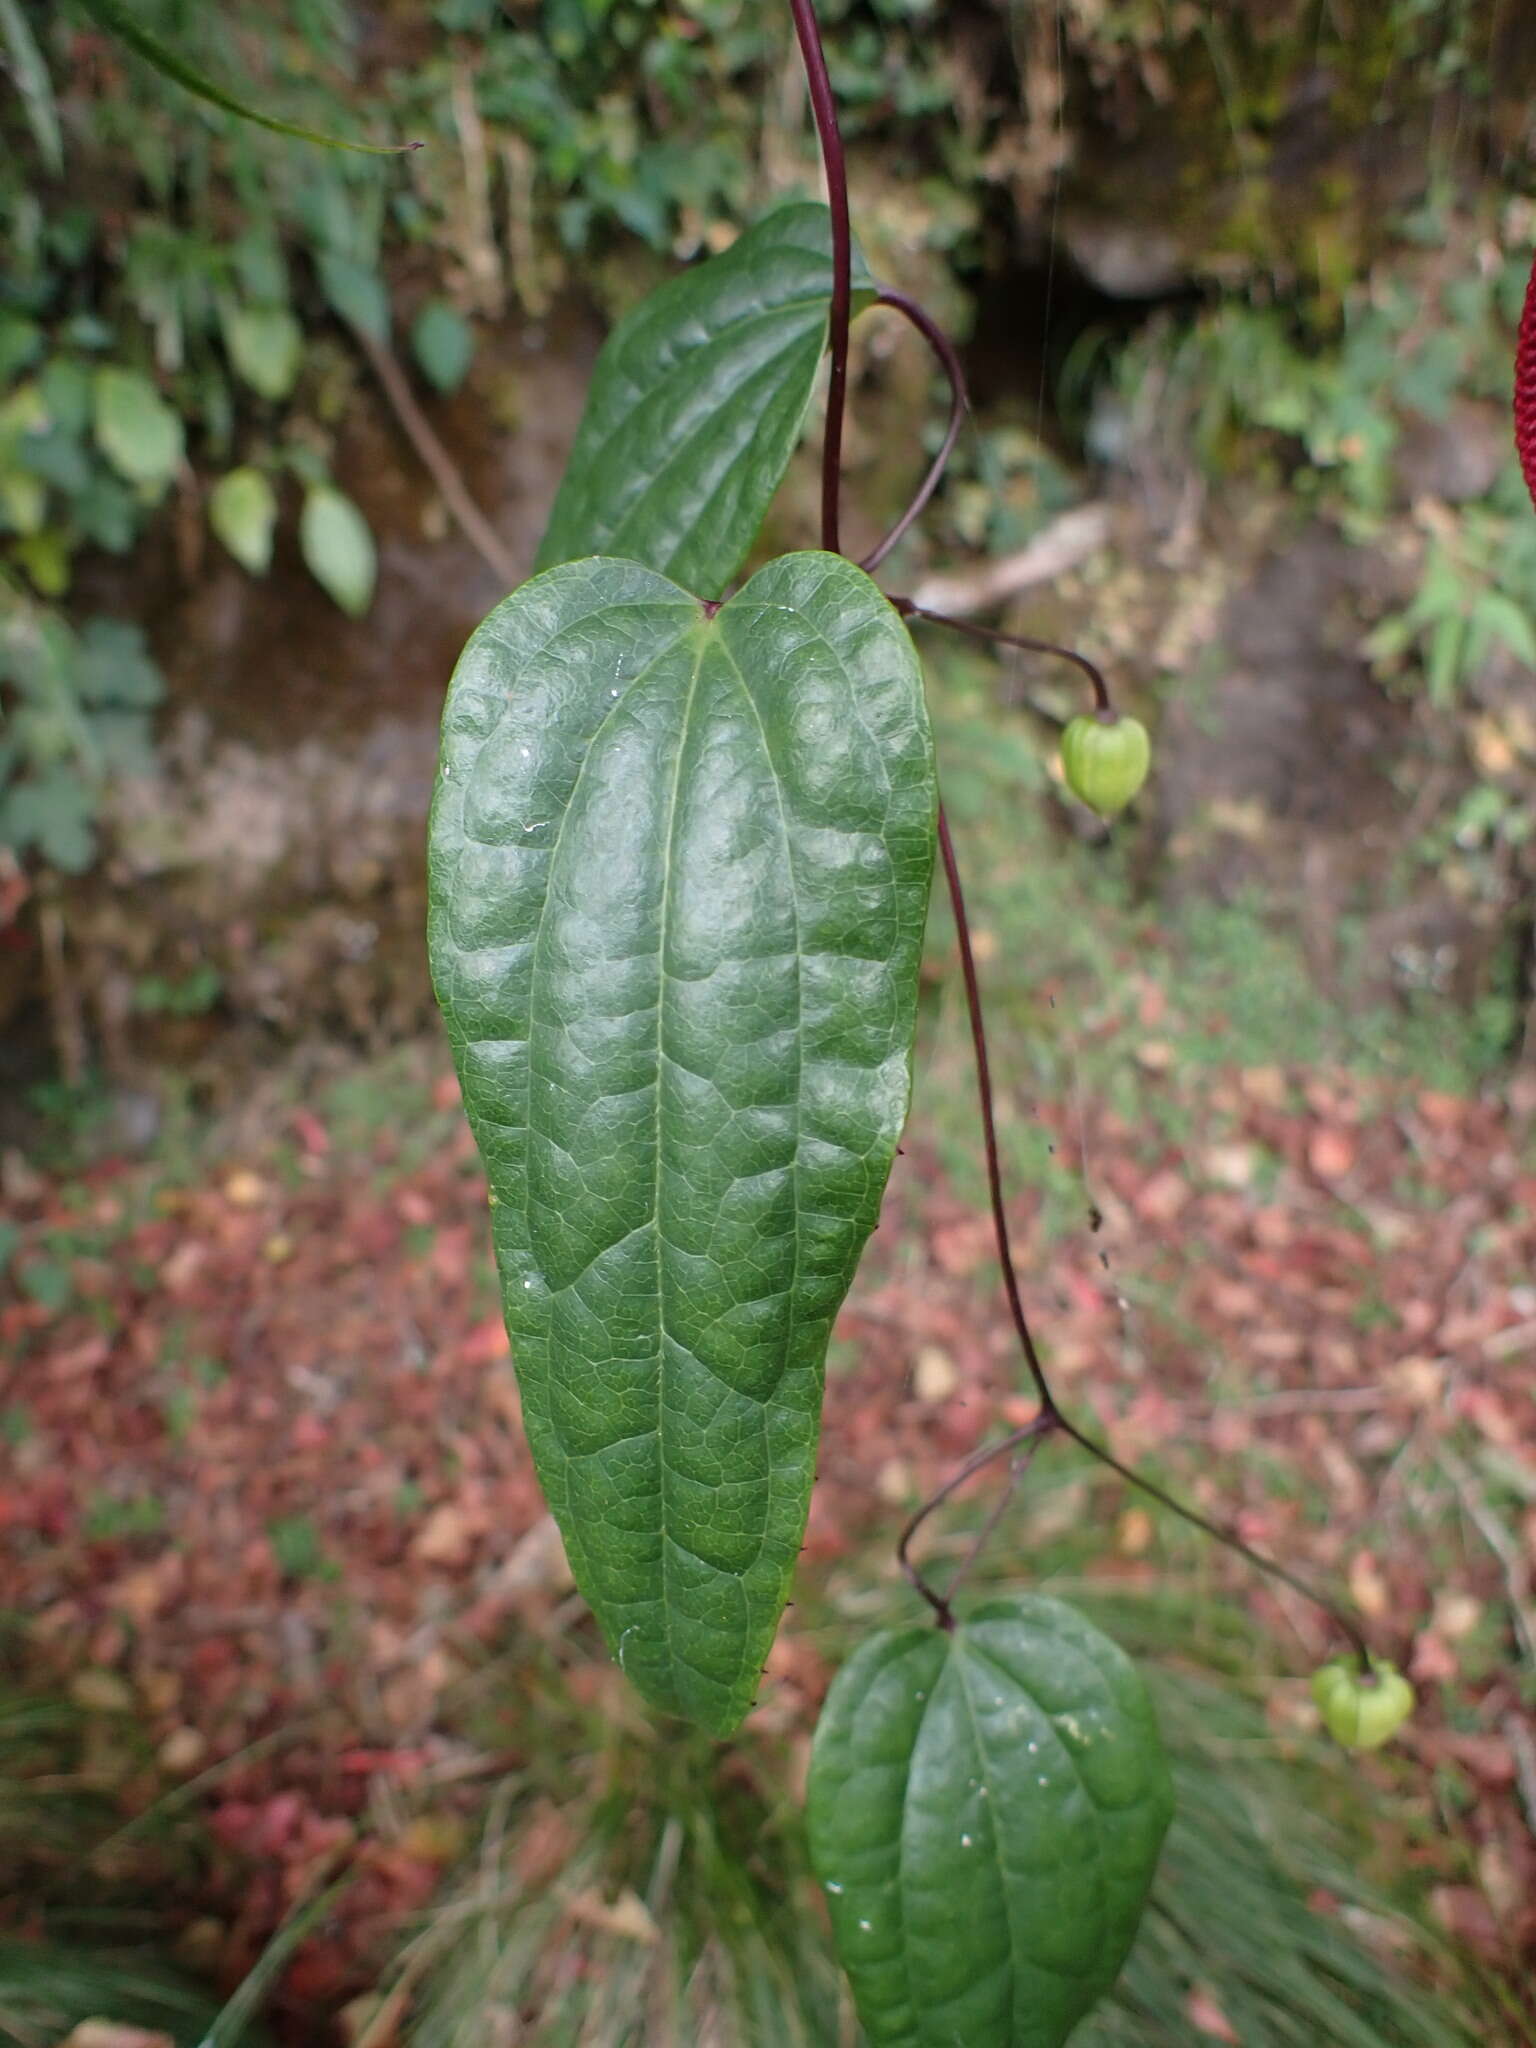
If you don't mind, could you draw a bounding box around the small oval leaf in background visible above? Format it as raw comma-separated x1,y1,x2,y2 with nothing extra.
411,299,475,395
429,550,936,1732
300,485,375,617
92,367,183,492
808,1597,1173,2048
221,303,303,403
318,252,390,343
210,467,277,576
536,203,877,599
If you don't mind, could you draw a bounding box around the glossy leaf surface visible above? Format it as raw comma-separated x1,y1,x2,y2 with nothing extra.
808,1597,1173,2048
429,551,935,1731
536,205,875,599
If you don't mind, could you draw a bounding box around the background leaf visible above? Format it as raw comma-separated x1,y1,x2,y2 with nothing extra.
317,252,390,343
299,485,376,617
209,467,277,575
92,367,183,491
411,299,475,394
428,551,936,1732
536,204,877,598
807,1597,1173,2048
220,304,303,402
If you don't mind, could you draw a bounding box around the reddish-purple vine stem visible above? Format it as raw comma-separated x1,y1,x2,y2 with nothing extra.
787,0,1372,1676
898,1412,1054,1629
936,806,1056,1414
902,603,1113,718
1516,248,1536,516
860,290,970,575
788,0,853,557
1049,1411,1374,1670
932,805,1371,1669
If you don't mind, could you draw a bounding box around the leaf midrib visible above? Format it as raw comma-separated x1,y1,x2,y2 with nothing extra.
652,627,709,1708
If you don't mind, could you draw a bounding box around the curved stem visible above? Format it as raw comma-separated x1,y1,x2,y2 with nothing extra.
937,806,1055,1413
898,1413,1056,1629
903,604,1113,717
349,321,518,588
928,801,1372,1672
1050,1415,1373,1671
860,290,970,575
788,0,852,557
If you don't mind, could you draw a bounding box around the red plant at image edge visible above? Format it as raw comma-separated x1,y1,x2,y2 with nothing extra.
1517,249,1536,513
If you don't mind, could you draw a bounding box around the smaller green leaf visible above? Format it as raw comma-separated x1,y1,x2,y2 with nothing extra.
74,0,417,155
74,475,139,552
318,252,390,342
0,380,47,442
0,466,47,535
210,466,278,575
536,202,877,597
233,231,288,305
410,299,474,394
0,310,43,382
221,303,304,402
13,528,70,596
3,769,96,872
808,1597,1173,2048
40,356,92,435
300,485,376,617
77,619,164,707
92,367,183,492
1474,590,1536,668
1426,611,1466,707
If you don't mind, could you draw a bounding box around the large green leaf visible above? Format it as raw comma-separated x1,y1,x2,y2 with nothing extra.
428,551,935,1732
536,206,876,600
807,1598,1173,2048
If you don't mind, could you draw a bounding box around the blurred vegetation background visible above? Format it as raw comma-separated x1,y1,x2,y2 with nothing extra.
2,1,1536,2041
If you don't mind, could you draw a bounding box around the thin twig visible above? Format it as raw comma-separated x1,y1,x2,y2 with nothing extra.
1048,1409,1374,1670
788,0,852,556
860,289,969,574
928,802,1372,1669
348,320,518,588
903,603,1112,716
936,806,1054,1412
897,1412,1056,1627
944,1428,1049,1610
